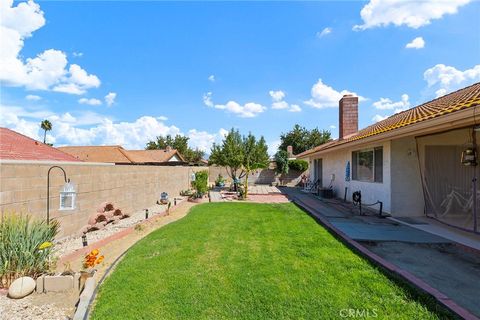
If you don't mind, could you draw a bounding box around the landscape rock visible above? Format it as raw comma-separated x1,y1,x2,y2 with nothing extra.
8,277,36,299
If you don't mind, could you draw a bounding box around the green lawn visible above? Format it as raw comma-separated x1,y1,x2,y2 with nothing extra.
92,203,445,319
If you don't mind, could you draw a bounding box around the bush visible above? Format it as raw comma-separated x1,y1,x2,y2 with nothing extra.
193,170,209,197
288,159,309,172
0,213,59,288
215,174,226,187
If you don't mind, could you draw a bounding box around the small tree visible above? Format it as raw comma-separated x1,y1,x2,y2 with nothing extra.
275,150,289,185
40,120,52,144
193,170,208,198
209,129,269,199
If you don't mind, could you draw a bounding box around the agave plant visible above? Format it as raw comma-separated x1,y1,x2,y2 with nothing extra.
0,212,59,288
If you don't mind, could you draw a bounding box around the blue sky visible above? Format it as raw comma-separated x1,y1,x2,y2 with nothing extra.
1,0,479,154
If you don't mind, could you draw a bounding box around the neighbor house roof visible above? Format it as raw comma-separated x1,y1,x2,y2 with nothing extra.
126,149,185,163
58,145,133,163
0,127,81,162
297,82,480,158
58,146,185,164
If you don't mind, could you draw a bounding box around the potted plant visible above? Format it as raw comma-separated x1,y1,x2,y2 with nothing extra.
215,174,226,187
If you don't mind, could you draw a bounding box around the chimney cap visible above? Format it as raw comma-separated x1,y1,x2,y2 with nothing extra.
342,94,355,98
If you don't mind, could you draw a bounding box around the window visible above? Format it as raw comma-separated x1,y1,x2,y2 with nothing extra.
352,147,383,182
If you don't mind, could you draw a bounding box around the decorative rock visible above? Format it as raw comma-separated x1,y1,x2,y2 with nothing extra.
8,276,36,299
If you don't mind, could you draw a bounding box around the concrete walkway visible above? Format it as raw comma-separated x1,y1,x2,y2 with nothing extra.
283,187,480,318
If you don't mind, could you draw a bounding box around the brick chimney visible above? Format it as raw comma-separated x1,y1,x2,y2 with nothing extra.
339,94,358,139
165,145,172,152
287,145,293,158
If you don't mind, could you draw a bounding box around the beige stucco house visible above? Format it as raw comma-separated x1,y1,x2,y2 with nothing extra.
297,82,480,233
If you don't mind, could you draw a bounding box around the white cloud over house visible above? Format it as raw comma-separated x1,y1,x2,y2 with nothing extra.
25,94,41,101
371,94,411,123
0,0,100,95
424,64,480,97
405,37,425,49
354,0,471,30
304,79,364,109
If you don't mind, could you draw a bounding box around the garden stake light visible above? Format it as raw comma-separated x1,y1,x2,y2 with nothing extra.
145,209,149,219
82,234,88,247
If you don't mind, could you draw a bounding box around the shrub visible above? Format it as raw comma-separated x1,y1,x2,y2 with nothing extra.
0,213,59,288
288,159,309,172
193,170,209,197
215,174,226,187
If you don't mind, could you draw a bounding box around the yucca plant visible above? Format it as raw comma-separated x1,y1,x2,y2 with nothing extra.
0,212,59,288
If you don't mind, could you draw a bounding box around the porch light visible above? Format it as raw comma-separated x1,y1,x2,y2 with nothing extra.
46,166,75,224
461,147,477,166
59,180,76,210
191,172,196,182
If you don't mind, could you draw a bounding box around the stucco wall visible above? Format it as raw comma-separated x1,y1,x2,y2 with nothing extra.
390,136,425,217
0,161,205,238
308,141,392,213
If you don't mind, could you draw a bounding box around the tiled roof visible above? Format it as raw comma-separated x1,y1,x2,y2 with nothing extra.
126,149,185,163
297,82,480,158
0,128,81,162
58,146,133,163
58,146,184,164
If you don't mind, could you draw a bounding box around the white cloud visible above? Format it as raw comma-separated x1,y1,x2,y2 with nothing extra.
329,125,336,129
78,97,102,106
304,79,364,109
289,104,301,112
269,90,301,112
371,94,411,123
203,92,266,118
372,114,389,123
157,116,168,121
0,0,100,95
424,64,480,97
72,52,83,57
203,92,214,107
354,0,471,30
105,92,117,106
267,140,281,156
215,101,266,118
272,101,289,110
208,75,215,82
316,27,332,38
25,94,41,101
0,103,228,151
373,94,410,111
405,37,425,49
269,90,285,102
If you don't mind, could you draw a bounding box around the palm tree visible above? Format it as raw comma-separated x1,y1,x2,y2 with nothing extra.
40,120,52,144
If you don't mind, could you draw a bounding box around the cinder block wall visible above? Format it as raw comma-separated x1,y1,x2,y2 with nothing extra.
0,161,206,238
208,165,307,187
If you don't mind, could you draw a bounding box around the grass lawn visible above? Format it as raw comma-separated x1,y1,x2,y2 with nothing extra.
92,203,446,319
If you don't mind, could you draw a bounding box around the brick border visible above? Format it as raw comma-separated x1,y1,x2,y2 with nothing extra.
292,196,479,320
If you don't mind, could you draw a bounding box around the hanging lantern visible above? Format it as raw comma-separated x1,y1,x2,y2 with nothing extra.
59,180,76,210
461,147,477,166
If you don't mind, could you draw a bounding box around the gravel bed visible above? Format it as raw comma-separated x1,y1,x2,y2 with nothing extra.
0,293,72,320
54,201,173,258
0,198,184,320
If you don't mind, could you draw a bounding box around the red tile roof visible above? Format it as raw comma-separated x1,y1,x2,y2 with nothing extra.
58,146,185,164
0,128,81,162
57,146,133,163
297,82,480,158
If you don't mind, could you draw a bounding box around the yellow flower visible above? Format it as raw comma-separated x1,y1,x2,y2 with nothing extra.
38,241,53,250
91,249,99,256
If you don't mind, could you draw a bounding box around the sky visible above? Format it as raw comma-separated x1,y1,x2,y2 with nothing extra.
1,0,479,155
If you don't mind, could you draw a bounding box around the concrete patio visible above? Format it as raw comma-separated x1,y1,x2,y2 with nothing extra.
282,187,480,318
